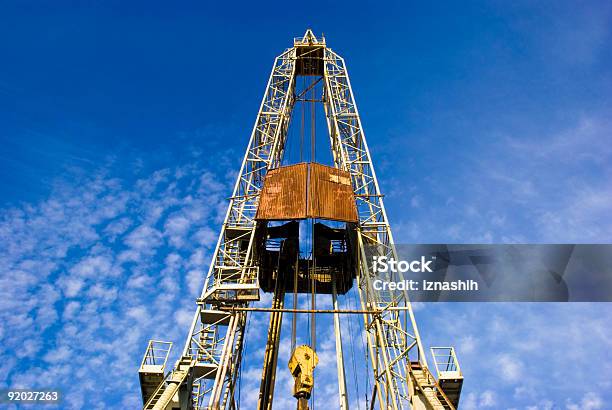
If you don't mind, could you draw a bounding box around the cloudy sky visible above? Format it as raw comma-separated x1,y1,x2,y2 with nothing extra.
1,1,611,409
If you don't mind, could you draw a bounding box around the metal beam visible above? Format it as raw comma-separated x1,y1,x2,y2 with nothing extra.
218,307,417,314
332,274,349,410
257,284,285,410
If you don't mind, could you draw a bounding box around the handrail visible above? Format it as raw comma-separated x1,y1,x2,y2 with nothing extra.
430,347,462,377
140,340,173,370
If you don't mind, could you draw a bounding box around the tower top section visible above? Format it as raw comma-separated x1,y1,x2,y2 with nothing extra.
293,29,326,76
294,28,326,47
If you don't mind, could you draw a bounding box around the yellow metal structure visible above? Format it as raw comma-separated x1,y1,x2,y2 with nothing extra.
288,345,319,410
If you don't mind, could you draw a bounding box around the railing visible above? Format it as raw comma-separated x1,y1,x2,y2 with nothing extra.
294,36,326,46
140,340,173,370
207,266,259,289
430,347,461,377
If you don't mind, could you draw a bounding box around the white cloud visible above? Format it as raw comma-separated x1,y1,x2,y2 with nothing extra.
123,224,163,254
70,254,116,279
174,308,194,328
126,306,148,322
458,334,477,355
164,214,191,247
566,392,603,410
459,389,497,409
193,226,217,247
103,216,132,241
393,114,612,244
186,269,204,296
525,399,554,410
62,301,81,320
43,346,71,363
61,277,85,298
479,390,496,407
0,159,229,408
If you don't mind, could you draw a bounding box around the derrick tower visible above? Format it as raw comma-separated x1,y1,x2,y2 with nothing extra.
138,30,463,410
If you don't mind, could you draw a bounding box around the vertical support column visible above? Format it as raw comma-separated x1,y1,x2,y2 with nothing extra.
332,275,349,410
257,283,286,410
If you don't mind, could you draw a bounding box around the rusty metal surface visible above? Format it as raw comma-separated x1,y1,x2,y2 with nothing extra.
256,163,357,223
255,163,308,220
307,163,357,222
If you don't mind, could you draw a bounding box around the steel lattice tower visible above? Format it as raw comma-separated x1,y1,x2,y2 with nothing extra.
138,30,463,410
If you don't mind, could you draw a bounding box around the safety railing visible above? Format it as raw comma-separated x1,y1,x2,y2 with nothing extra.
294,36,325,46
140,340,173,371
430,347,461,378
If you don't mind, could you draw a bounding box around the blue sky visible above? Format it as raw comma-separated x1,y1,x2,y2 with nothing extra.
1,1,611,409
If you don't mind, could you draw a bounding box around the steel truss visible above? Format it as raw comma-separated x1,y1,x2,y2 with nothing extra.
141,30,457,410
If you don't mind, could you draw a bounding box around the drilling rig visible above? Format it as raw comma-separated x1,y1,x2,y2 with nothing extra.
138,30,463,410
